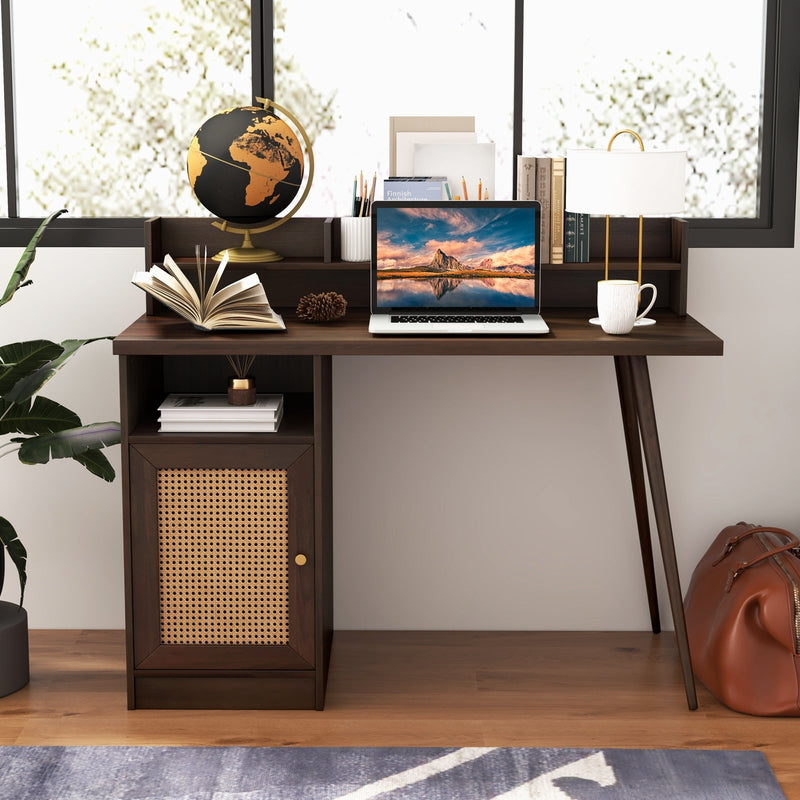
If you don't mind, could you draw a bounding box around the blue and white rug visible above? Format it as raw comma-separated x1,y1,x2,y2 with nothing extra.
0,746,786,799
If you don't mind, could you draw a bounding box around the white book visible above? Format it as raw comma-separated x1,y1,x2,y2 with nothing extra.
159,408,283,433
158,393,283,420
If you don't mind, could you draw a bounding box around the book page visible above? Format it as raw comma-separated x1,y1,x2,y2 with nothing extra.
197,273,283,329
204,273,269,315
161,254,202,308
202,250,230,316
194,311,285,331
132,268,201,324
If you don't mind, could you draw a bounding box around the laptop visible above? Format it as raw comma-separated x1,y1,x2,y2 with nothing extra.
368,199,549,335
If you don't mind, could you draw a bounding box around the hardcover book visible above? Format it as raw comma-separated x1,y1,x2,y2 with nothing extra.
383,178,447,201
157,393,284,432
516,156,536,201
575,211,590,262
132,251,285,332
550,156,566,264
564,211,577,263
157,413,283,433
534,157,552,265
158,393,283,420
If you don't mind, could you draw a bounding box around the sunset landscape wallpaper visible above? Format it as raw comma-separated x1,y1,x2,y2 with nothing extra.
374,204,539,308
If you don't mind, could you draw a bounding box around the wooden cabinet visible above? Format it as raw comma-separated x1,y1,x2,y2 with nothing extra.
127,441,316,707
116,218,338,710
117,336,332,709
119,351,332,710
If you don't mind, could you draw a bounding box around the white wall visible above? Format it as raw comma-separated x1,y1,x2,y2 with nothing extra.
2,140,798,630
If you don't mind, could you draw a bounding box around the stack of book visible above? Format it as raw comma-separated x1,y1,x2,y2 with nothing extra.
157,393,284,433
517,154,590,265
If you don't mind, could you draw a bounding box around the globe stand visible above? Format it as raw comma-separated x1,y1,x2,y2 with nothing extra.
211,223,283,263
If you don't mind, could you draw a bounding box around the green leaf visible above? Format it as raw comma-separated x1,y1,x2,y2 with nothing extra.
0,517,27,607
0,209,68,308
0,395,81,436
0,337,113,406
0,340,64,399
17,421,120,471
73,448,116,482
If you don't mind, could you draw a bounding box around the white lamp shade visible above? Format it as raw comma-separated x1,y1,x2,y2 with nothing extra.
565,149,687,216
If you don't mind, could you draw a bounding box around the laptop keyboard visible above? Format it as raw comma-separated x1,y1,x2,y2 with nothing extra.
391,315,524,324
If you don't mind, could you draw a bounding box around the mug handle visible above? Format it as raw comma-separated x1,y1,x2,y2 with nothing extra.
635,283,657,321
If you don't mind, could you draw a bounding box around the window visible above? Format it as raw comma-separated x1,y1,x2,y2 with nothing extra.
0,0,796,247
273,1,515,217
0,0,252,245
522,2,763,220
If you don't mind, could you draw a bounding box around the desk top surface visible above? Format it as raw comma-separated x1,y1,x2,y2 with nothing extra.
113,309,723,358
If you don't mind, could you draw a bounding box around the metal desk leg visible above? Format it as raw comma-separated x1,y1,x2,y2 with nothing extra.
615,356,661,634
626,354,698,710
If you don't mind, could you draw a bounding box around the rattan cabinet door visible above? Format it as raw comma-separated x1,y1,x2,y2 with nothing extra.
128,442,314,671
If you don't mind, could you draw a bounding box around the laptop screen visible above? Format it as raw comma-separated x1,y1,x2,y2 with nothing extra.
370,200,541,313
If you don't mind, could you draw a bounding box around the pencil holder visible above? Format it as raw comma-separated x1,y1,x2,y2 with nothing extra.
340,216,371,262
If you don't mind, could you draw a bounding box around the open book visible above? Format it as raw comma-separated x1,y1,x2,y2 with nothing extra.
132,250,285,331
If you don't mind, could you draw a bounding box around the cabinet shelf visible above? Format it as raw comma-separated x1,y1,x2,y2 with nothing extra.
127,392,314,444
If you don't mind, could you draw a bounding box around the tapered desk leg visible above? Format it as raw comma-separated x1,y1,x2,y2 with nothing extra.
615,356,661,634
625,355,698,710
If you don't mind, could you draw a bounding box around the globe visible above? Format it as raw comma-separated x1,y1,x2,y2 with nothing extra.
187,104,305,224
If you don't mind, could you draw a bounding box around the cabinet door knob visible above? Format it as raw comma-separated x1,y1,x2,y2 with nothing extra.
294,553,308,566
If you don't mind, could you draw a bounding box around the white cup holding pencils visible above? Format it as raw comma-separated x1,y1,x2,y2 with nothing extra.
341,216,371,262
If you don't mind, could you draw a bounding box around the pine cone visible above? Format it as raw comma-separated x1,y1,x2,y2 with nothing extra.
296,292,348,323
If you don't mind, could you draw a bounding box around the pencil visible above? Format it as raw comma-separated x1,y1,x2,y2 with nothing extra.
352,176,358,216
478,178,482,201
461,176,468,200
367,171,376,215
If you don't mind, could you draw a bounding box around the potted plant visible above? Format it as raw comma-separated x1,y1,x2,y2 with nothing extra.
0,210,120,696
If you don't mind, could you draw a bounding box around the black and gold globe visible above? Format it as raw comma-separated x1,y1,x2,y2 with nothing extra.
186,98,313,261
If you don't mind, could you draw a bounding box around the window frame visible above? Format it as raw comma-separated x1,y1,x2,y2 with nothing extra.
0,0,796,248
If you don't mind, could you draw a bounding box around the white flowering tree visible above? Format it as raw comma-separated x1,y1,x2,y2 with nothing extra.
530,52,759,219
23,0,335,217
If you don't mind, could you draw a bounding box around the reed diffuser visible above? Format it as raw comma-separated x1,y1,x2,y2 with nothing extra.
226,354,256,405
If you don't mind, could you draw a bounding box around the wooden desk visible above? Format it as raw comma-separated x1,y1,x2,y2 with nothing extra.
114,308,722,711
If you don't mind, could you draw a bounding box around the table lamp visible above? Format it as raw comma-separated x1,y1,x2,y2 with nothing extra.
566,129,686,325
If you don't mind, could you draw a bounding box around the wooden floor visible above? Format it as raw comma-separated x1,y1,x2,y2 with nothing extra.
2,630,799,797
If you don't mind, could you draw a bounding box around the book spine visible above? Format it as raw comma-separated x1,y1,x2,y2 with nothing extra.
564,212,577,263
159,412,280,421
159,422,281,433
516,155,536,200
576,212,590,263
550,157,566,265
534,158,552,265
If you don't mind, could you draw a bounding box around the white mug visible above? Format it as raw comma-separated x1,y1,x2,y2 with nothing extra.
597,279,657,335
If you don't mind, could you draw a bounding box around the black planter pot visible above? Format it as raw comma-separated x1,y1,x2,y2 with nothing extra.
0,549,29,697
